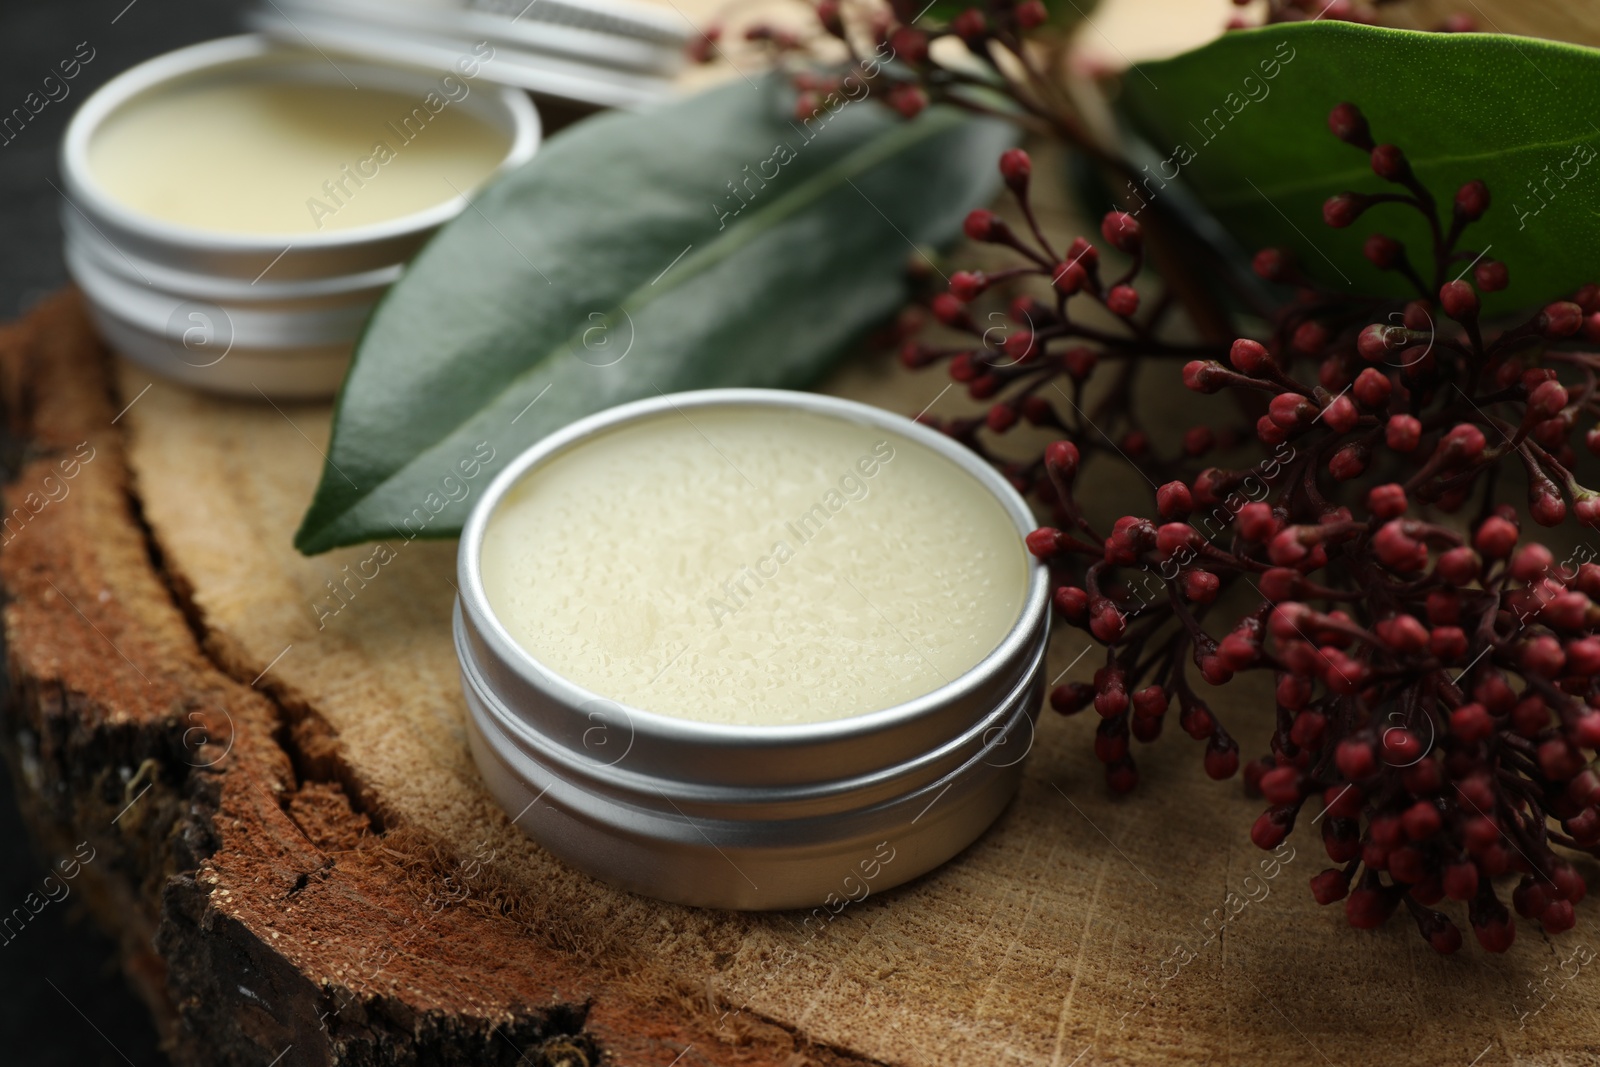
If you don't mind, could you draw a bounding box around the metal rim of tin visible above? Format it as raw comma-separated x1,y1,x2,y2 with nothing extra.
456,388,1050,909
251,0,689,110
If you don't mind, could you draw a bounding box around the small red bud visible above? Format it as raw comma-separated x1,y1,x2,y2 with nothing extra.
1328,442,1368,481
1441,422,1487,464
1260,767,1303,806
1253,248,1289,281
1363,233,1402,268
1335,739,1376,779
1454,180,1490,219
1526,379,1568,421
931,292,970,328
1440,280,1479,320
1025,527,1063,558
1156,522,1195,560
1156,481,1192,519
1327,103,1372,148
1059,346,1096,380
1430,626,1468,662
1204,736,1239,780
1370,143,1409,182
1260,568,1300,602
1045,440,1079,480
1442,862,1479,902
1089,602,1126,642
1183,360,1228,394
998,148,1030,194
1473,515,1518,558
1183,569,1220,604
1475,260,1508,292
1353,367,1391,408
889,26,929,64
1229,338,1272,375
1053,586,1088,622
1269,392,1314,429
1323,193,1366,228
1510,542,1554,582
1100,212,1141,253
1292,320,1328,355
1106,285,1139,317
1049,682,1093,715
1522,634,1566,678
1016,0,1047,29
952,7,987,40
949,270,987,302
1381,727,1423,766
1184,426,1215,457
1051,260,1087,295
1324,862,1367,905
1386,414,1422,452
1435,546,1480,584
1131,685,1167,719
1367,483,1407,519
1543,301,1584,338
1355,323,1394,362
1450,703,1493,744
1237,502,1278,542
963,209,999,242
1251,807,1295,850
1323,394,1359,433
886,82,928,119
986,403,1018,433
1376,614,1428,654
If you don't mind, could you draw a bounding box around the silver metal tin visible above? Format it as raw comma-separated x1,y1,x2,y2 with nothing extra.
59,34,540,399
250,0,690,111
455,389,1050,910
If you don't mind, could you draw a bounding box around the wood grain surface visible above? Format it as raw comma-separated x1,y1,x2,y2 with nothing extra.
5,1,1600,1063
2,279,1597,1065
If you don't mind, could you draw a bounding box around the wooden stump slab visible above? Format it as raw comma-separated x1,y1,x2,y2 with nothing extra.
4,288,1600,1066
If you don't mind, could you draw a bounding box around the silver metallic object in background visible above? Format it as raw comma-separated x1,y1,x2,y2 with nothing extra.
454,389,1051,910
250,0,690,111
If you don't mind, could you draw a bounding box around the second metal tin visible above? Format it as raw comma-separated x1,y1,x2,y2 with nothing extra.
59,34,541,399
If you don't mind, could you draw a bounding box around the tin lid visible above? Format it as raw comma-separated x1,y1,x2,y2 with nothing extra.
248,0,691,110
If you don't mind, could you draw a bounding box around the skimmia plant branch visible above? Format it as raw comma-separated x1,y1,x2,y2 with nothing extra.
693,1,1600,954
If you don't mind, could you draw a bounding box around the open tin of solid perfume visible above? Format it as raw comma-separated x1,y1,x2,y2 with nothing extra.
455,389,1050,909
60,35,541,399
58,0,687,399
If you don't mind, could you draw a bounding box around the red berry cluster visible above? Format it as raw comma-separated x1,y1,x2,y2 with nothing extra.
693,0,1049,123
905,102,1600,954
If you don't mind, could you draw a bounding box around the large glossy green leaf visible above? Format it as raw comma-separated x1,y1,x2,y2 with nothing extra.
1117,22,1600,311
294,77,1012,554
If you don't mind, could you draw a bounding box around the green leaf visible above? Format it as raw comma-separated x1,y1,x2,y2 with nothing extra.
1116,22,1600,312
294,76,1013,554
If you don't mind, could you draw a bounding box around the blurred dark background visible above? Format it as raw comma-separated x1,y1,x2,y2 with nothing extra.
1,5,248,1063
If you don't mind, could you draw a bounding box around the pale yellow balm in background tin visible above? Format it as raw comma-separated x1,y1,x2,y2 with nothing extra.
88,79,511,235
457,390,1050,909
479,405,1029,725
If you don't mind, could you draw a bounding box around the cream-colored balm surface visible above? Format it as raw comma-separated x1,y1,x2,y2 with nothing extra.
89,80,509,234
480,408,1031,726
